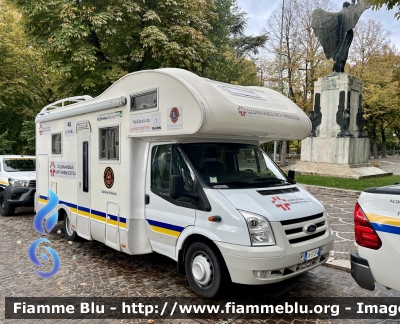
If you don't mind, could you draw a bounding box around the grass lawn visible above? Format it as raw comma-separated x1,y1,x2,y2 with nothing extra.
295,174,400,191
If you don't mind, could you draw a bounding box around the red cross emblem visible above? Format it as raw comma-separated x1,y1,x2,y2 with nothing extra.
39,124,44,135
272,196,291,211
50,161,56,176
238,106,247,116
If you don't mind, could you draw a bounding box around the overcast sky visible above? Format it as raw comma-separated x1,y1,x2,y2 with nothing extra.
236,0,400,48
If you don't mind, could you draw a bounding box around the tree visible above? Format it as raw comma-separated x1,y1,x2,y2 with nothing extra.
361,49,400,158
200,0,267,85
13,0,218,97
368,0,400,19
347,19,399,158
259,0,336,163
0,1,48,154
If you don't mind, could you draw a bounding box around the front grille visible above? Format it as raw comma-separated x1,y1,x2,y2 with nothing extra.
281,212,323,226
289,230,326,244
257,187,299,196
280,212,327,245
28,180,36,188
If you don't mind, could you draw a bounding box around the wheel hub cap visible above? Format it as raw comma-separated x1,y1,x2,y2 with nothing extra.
192,254,212,286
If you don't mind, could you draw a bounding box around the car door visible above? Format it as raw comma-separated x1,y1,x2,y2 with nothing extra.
145,144,196,259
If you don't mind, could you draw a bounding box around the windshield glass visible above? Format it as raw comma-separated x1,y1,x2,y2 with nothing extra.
182,143,290,189
3,158,36,172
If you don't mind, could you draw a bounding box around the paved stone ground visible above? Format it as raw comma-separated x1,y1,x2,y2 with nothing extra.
376,156,400,175
304,189,358,263
1,203,399,324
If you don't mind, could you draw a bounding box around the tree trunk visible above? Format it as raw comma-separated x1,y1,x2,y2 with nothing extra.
281,141,287,166
370,127,379,159
381,127,387,158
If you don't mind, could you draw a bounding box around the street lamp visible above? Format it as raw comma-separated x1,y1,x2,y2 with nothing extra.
273,0,285,162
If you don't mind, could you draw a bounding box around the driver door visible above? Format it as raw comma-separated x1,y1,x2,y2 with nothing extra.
145,144,196,259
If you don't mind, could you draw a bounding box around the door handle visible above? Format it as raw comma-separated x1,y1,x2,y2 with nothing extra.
79,180,81,189
145,194,150,205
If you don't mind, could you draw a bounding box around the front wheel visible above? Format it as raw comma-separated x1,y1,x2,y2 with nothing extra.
185,241,230,298
64,212,78,241
0,191,15,216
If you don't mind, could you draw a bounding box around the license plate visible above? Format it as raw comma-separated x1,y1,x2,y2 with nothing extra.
303,247,321,262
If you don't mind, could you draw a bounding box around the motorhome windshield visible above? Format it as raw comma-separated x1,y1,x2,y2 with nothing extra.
183,143,290,189
3,158,36,172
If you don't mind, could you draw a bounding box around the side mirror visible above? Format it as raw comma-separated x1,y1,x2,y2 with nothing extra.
170,175,199,201
170,175,184,200
288,170,295,181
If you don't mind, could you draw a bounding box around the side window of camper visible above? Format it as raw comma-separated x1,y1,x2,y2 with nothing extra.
131,90,157,111
99,126,119,160
52,133,62,155
151,145,171,190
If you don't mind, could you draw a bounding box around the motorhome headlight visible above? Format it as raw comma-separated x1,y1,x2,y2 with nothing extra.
8,178,29,187
239,210,276,246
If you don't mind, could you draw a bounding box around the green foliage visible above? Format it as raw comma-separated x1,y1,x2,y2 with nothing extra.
13,0,219,97
0,131,15,154
369,0,400,19
0,1,48,154
200,0,266,85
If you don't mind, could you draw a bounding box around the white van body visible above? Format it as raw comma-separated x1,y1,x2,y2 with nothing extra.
35,68,333,297
0,155,36,216
351,185,400,292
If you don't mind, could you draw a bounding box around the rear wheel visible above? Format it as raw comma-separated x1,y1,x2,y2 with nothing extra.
0,191,14,216
64,212,78,241
185,241,230,298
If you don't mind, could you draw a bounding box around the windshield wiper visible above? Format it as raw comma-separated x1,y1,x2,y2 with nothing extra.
211,181,249,188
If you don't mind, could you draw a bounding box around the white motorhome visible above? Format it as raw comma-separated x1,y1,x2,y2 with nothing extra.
35,68,333,297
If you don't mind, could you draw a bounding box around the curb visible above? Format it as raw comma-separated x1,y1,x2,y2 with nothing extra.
323,257,350,273
298,184,362,197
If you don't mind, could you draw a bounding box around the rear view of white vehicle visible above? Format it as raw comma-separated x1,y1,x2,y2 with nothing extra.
0,155,36,216
351,185,400,291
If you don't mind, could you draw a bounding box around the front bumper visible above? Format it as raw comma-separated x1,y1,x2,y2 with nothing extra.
4,186,36,207
215,231,333,285
350,251,375,291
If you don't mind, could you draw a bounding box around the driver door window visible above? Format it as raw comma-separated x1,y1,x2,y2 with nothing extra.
150,144,196,205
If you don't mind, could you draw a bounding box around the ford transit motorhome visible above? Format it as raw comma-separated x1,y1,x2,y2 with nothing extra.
35,68,334,297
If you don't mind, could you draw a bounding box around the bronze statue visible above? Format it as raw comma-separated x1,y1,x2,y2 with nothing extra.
312,0,371,73
309,93,322,137
337,91,354,138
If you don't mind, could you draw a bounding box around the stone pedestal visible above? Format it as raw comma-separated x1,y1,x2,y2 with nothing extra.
301,137,369,165
315,73,362,138
293,73,392,179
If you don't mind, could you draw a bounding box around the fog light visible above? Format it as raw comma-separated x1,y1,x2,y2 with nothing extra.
12,193,21,199
253,270,271,278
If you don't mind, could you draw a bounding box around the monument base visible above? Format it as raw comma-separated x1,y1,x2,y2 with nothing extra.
301,137,369,165
290,162,392,179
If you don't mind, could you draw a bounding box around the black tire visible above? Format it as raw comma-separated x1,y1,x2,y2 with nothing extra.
0,191,15,216
64,212,78,241
185,241,230,298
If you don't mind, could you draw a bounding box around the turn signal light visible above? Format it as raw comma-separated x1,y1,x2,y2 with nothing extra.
208,216,222,222
354,203,382,250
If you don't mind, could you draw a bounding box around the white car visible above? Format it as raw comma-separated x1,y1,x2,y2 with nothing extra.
351,185,400,291
0,155,36,216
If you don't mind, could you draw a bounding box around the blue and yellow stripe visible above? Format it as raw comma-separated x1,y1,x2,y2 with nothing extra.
0,180,8,188
38,195,126,229
146,219,184,237
366,213,400,236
